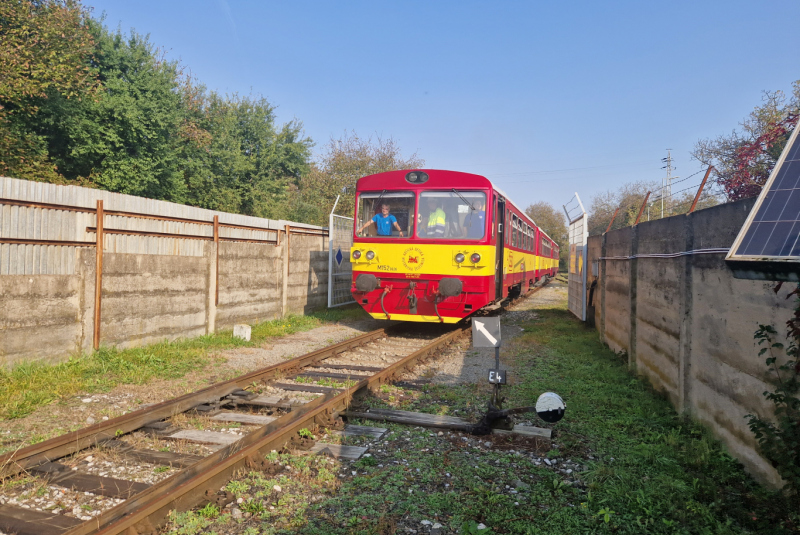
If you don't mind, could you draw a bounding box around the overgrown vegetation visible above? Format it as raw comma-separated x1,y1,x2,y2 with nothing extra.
163,289,797,534
0,306,364,420
746,284,800,505
693,82,800,201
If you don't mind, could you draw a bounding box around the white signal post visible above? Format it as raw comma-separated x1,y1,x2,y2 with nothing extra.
472,317,505,399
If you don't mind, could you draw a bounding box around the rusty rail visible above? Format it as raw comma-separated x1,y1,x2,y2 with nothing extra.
0,327,393,480
62,324,467,535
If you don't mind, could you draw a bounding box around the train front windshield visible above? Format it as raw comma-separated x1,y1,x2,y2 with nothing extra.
356,192,415,237
356,190,487,240
417,191,486,239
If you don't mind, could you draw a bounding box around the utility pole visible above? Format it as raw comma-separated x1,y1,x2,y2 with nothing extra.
660,150,678,217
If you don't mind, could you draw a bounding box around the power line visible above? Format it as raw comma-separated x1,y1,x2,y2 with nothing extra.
487,159,657,178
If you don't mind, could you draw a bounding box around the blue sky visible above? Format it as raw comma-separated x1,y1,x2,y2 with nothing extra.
83,0,800,213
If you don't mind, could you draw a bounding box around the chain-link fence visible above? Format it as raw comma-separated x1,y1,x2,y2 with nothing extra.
328,212,356,308
563,193,588,321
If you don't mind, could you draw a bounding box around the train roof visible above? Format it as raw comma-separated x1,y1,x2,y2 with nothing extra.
356,169,558,247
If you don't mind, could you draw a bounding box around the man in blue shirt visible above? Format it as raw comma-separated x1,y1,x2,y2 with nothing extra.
464,198,486,239
357,203,404,237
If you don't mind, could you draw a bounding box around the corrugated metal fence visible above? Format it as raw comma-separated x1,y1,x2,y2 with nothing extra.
0,176,328,275
0,176,327,353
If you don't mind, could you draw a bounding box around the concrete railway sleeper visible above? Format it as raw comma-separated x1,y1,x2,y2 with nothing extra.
0,283,548,535
0,325,469,535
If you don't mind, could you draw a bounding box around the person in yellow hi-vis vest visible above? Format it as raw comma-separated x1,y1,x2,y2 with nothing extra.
418,197,447,237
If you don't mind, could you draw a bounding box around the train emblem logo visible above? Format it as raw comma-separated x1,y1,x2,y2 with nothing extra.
402,247,425,271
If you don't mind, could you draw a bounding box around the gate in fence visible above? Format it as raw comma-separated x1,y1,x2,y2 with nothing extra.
563,193,588,321
328,198,356,308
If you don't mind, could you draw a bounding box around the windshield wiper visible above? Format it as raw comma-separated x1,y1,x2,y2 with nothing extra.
451,188,476,211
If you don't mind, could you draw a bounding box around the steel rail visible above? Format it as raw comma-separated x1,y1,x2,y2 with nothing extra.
0,327,391,480
64,325,468,535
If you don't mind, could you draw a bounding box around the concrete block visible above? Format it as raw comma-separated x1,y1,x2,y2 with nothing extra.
234,324,251,341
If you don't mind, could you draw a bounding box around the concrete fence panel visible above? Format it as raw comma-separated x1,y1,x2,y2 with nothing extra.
588,197,796,488
0,177,331,365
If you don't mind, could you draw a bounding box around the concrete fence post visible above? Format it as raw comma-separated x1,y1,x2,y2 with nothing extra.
206,240,217,335
628,224,639,369
599,233,607,344
281,225,290,318
677,212,695,414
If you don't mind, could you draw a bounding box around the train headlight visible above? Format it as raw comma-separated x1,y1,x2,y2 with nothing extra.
352,250,362,260
455,253,465,263
470,253,481,263
366,250,375,260
405,171,429,184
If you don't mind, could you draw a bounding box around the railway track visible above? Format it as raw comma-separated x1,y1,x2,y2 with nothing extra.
0,282,549,535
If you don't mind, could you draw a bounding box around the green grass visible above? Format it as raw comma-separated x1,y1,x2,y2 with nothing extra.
159,295,799,534
499,304,797,534
0,306,366,420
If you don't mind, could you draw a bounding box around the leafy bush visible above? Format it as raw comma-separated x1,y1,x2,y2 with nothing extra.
746,285,800,503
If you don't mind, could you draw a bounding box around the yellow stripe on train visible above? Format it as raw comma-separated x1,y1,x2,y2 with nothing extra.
366,312,463,323
351,242,554,276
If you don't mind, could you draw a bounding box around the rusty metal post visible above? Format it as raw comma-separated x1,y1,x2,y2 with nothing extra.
605,207,620,233
213,216,219,306
93,200,104,350
285,225,291,261
281,224,291,317
634,192,650,226
689,165,714,213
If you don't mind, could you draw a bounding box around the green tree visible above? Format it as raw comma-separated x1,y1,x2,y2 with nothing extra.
0,0,97,182
182,91,313,218
293,132,424,225
524,201,568,267
34,24,190,201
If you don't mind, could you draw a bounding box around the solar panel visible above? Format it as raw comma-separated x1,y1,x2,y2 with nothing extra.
727,121,800,280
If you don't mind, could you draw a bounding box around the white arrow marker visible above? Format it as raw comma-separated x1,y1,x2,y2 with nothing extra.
474,320,498,345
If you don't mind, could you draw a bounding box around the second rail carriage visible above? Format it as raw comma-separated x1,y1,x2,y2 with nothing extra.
350,169,559,323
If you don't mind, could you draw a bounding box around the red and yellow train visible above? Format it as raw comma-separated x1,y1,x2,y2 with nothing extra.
350,169,559,323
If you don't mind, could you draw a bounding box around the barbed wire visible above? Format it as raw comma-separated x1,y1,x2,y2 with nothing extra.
666,168,707,186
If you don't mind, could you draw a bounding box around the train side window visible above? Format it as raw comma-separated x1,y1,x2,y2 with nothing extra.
511,215,517,247
522,224,526,250
526,226,530,251
356,192,415,238
506,210,510,245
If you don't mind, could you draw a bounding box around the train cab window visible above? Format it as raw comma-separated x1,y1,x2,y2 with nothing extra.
417,191,486,239
356,192,415,238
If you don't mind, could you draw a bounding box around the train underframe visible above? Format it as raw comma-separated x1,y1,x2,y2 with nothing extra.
351,269,557,323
